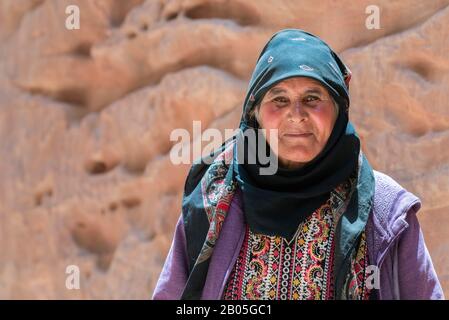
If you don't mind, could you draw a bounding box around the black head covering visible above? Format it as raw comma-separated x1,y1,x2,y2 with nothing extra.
234,29,358,240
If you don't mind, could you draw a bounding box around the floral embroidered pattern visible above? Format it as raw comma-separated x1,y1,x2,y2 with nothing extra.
345,232,372,300
223,176,372,300
223,199,336,300
195,142,237,265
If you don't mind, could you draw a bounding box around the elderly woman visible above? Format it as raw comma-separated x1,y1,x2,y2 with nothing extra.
153,29,444,300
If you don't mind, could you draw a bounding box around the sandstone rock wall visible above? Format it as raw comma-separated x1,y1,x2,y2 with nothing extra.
0,0,448,299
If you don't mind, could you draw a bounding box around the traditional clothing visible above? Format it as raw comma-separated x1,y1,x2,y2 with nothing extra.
223,184,372,300
152,29,444,300
152,169,444,299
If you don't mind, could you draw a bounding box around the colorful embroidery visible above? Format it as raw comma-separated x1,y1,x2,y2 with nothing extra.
345,232,372,300
195,142,237,265
223,199,335,300
223,177,372,300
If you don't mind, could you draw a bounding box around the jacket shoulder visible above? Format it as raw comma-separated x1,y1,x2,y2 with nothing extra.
373,170,406,196
371,170,421,236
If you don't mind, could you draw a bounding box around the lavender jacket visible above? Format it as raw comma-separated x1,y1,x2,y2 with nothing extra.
153,170,444,300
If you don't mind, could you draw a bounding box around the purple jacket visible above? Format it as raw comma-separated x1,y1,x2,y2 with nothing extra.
153,170,444,300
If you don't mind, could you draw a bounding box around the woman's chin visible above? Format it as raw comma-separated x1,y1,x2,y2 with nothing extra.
278,147,317,163
277,152,318,168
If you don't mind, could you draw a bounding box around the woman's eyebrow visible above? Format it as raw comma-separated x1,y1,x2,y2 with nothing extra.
267,86,324,97
303,87,324,95
267,87,287,96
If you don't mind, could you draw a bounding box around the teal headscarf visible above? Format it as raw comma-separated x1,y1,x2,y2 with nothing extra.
240,29,351,128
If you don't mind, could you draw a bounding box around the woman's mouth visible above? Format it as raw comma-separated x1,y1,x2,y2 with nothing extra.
283,132,313,138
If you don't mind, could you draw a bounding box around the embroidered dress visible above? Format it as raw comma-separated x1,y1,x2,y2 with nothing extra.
223,179,372,300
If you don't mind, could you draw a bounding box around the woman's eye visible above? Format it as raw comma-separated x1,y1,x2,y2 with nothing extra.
273,97,289,104
304,95,321,106
305,95,319,102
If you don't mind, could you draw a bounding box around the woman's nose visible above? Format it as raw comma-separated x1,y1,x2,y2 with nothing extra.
287,100,307,122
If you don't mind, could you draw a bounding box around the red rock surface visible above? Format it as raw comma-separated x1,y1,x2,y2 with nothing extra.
0,0,448,299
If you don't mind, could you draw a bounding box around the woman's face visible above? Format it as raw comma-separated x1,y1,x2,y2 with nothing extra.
256,77,338,169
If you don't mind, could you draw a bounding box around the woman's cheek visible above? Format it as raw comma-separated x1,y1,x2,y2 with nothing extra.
260,107,281,130
311,108,335,140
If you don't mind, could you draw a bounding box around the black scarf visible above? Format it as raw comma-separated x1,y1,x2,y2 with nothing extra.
234,111,359,240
